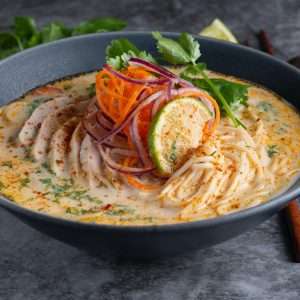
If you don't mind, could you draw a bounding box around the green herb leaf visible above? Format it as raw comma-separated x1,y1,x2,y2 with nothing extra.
0,16,127,60
184,76,249,111
1,161,13,168
0,32,23,59
27,97,47,115
178,32,201,64
106,38,156,69
72,17,127,35
267,145,278,158
20,177,30,188
87,83,96,97
152,31,191,64
14,16,37,41
180,63,207,76
41,22,71,43
181,67,248,128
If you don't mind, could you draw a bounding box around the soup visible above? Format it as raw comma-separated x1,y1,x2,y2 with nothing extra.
0,65,300,225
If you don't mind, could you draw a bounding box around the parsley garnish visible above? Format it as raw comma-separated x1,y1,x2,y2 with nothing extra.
169,140,177,163
1,161,13,168
27,98,45,115
87,83,96,97
267,145,278,158
20,177,30,188
0,16,127,60
106,38,156,69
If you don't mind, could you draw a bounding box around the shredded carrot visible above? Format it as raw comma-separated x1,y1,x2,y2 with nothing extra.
96,66,165,144
95,65,221,191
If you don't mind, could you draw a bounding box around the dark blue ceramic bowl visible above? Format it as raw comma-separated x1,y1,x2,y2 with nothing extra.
0,32,300,259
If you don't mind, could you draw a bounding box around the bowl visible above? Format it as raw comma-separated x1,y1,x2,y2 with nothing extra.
0,32,300,259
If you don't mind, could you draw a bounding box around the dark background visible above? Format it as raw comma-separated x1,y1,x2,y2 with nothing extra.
1,1,300,299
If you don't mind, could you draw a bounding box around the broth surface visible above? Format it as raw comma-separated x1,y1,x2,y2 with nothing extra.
0,71,299,225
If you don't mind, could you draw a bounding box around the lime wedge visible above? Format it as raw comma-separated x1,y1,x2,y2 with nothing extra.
200,18,238,43
148,97,211,176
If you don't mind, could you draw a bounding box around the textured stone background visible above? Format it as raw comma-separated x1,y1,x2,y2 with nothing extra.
1,0,300,299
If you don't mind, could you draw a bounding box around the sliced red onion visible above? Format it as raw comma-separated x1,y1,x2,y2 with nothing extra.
129,58,177,79
91,91,163,144
151,94,166,118
129,115,153,167
103,64,170,86
99,146,154,175
171,87,216,117
129,58,193,88
110,148,138,157
96,112,127,138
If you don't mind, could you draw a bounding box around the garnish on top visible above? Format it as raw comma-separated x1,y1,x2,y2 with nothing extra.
83,32,249,191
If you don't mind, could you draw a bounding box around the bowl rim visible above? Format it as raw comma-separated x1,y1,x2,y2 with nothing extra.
0,31,300,232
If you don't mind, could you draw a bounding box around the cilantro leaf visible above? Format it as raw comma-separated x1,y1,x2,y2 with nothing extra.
184,77,249,111
152,32,201,65
41,22,71,43
72,17,127,35
181,64,248,127
152,32,191,64
14,16,37,42
105,38,156,69
178,32,201,64
180,63,207,76
0,16,127,60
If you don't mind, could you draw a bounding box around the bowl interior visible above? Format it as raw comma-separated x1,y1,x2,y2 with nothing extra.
0,31,300,230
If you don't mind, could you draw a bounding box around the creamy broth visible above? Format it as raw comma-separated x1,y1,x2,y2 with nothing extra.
0,70,300,225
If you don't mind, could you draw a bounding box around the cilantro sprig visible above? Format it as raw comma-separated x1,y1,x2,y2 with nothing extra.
151,32,247,127
105,38,156,69
0,16,127,59
105,32,248,127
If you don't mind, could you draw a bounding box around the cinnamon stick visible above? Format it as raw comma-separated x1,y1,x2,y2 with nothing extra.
257,30,274,55
285,201,300,262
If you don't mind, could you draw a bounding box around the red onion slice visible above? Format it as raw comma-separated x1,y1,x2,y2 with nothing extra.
90,91,163,144
129,58,177,79
99,146,154,175
171,87,216,117
129,115,153,167
110,148,138,157
129,58,193,88
103,64,170,86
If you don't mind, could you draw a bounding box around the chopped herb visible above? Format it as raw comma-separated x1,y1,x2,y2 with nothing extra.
39,177,102,204
66,207,81,215
267,145,278,158
63,83,72,90
0,125,4,129
20,177,30,188
87,83,96,97
183,76,249,112
256,101,277,114
66,206,100,216
27,98,46,115
1,161,13,168
169,140,177,163
0,180,4,190
41,162,55,174
105,204,135,216
210,151,217,156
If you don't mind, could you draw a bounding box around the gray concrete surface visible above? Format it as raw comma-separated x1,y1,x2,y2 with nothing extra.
1,0,300,299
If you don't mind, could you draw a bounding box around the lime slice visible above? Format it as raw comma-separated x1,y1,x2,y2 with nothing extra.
200,18,238,43
148,97,211,176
